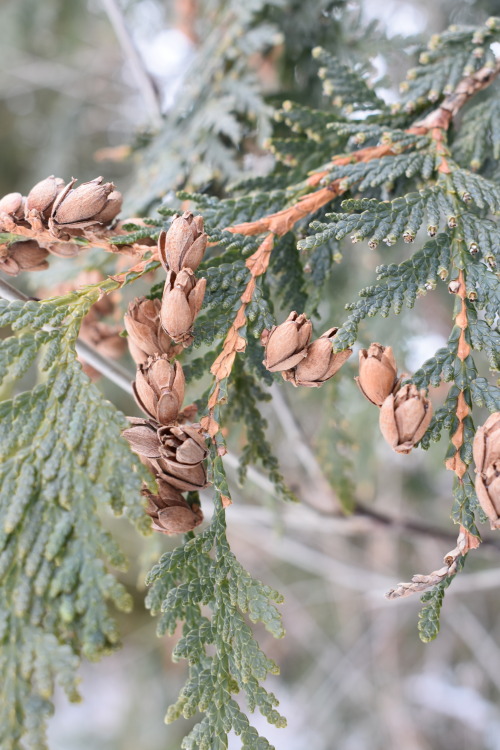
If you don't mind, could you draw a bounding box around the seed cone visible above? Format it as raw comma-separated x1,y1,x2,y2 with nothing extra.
153,424,208,491
143,480,203,535
122,418,162,458
125,297,180,364
158,212,207,274
262,311,312,372
160,269,206,346
379,384,433,454
473,412,500,529
356,343,398,406
26,176,65,220
50,177,115,230
0,240,49,276
283,327,352,386
123,419,208,492
0,192,25,219
133,355,185,425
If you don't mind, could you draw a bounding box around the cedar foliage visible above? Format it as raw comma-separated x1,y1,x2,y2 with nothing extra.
1,8,500,750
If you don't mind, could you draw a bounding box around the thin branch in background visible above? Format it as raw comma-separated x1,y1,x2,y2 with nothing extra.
100,0,163,127
445,604,500,694
270,383,342,513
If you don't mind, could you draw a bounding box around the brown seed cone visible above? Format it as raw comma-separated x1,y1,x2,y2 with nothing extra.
26,176,65,220
122,418,163,459
125,296,180,364
261,311,312,372
379,384,433,454
0,240,49,276
160,269,206,346
142,481,203,535
0,192,25,220
473,412,500,529
153,424,208,492
282,327,352,387
49,177,115,230
355,343,398,406
133,355,185,425
123,419,208,492
158,212,207,274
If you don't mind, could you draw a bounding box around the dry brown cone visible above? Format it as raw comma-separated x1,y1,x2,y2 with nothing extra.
379,383,433,454
143,480,203,535
0,240,49,276
155,423,208,489
123,418,208,492
355,343,398,406
133,355,185,425
473,412,500,529
160,268,206,347
48,177,121,234
261,311,312,372
0,192,26,230
124,296,181,364
282,327,351,387
25,175,66,228
158,211,207,274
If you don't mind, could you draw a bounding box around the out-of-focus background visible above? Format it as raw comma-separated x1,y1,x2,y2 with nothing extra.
2,1,500,749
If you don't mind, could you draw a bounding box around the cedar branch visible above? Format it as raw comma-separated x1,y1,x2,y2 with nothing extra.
202,59,500,440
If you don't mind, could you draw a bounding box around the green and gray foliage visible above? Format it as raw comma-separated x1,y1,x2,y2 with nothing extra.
1,7,500,750
0,284,152,749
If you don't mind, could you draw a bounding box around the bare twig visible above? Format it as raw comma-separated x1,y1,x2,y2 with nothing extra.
269,383,342,513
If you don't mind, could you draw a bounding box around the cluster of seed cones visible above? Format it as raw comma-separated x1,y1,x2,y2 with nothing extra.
0,175,122,275
356,343,433,454
122,212,209,535
261,312,352,387
260,318,434,453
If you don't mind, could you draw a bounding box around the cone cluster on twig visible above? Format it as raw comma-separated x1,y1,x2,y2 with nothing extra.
356,343,433,454
157,212,208,347
261,312,352,387
0,176,123,275
473,412,500,529
122,212,209,534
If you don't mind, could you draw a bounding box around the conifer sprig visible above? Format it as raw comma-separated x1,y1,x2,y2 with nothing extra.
1,14,500,749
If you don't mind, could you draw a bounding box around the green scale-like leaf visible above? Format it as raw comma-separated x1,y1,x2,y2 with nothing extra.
418,557,465,644
332,234,451,350
452,98,500,169
399,20,500,112
146,454,286,750
0,295,150,749
299,188,454,252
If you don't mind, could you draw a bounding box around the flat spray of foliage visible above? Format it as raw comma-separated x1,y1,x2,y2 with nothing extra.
0,13,500,750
